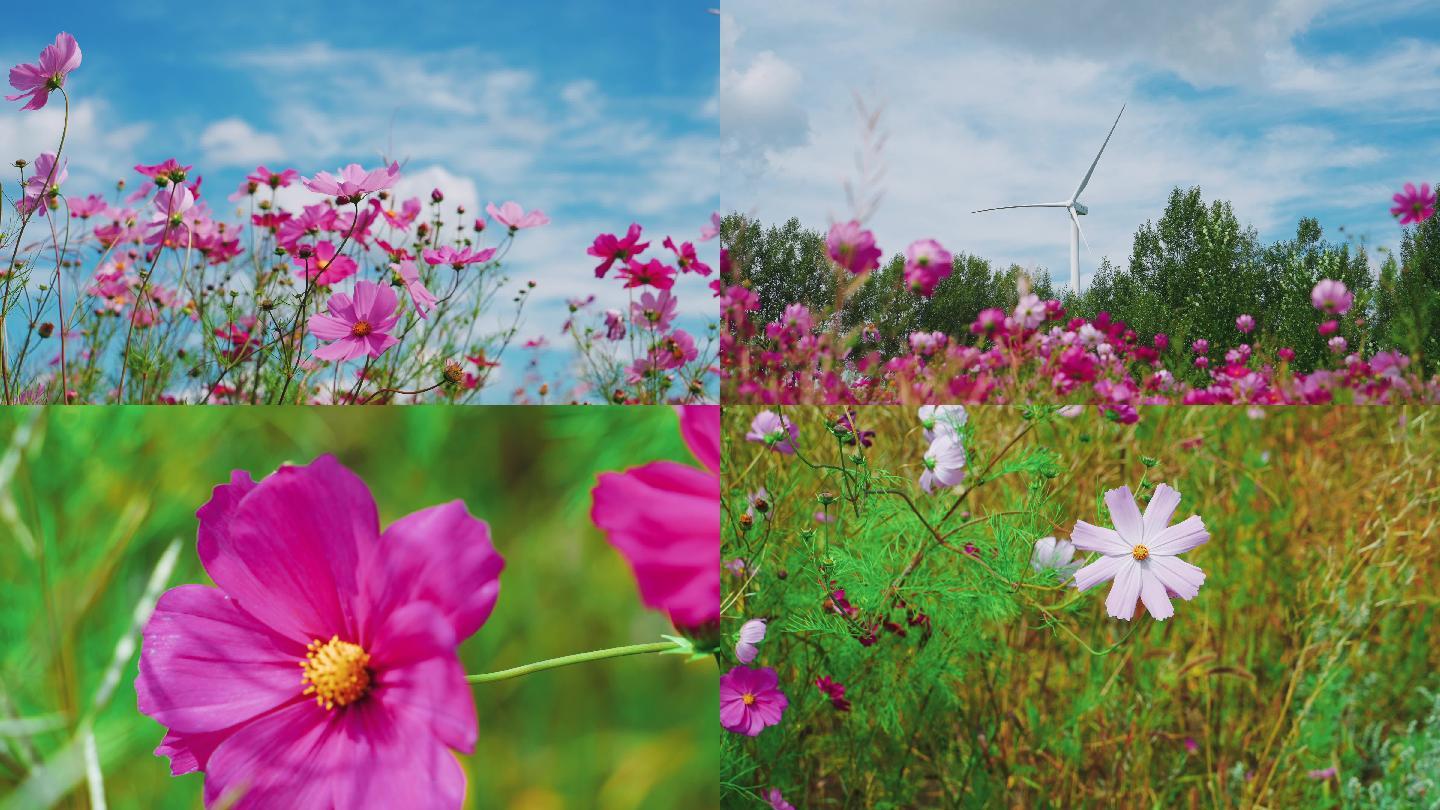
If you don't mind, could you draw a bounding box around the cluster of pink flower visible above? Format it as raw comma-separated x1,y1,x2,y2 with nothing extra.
723,217,1440,412
134,406,718,806
564,214,722,403
3,32,715,404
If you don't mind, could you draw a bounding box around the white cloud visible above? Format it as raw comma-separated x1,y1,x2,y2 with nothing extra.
720,12,809,167
722,0,1428,288
0,97,149,189
199,118,284,167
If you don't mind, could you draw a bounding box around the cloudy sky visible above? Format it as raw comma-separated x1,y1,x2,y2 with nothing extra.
722,0,1440,288
1,0,718,360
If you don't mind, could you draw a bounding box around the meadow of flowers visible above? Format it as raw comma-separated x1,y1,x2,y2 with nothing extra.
721,405,1439,808
0,405,719,808
2,33,718,404
721,186,1439,410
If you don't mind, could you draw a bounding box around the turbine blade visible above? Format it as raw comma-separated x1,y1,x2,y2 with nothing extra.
1072,103,1125,202
971,202,1070,214
1069,207,1092,252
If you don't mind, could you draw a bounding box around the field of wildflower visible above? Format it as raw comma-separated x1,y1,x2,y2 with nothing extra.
2,32,718,404
720,184,1439,408
721,405,1439,808
0,406,718,808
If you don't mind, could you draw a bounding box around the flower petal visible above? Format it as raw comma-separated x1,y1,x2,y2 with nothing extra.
155,727,235,776
136,584,305,733
363,501,503,642
1104,562,1142,621
1147,515,1209,556
1070,521,1130,555
203,701,343,810
197,456,378,642
1147,555,1206,600
1141,484,1182,542
591,461,719,628
677,405,720,474
1138,568,1175,620
366,602,477,754
1072,553,1127,592
328,700,468,808
1104,486,1144,545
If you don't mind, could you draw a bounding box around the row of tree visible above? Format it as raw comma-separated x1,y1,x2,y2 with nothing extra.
722,185,1440,374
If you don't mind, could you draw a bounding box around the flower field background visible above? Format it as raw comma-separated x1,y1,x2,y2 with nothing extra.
721,406,1439,808
0,407,715,809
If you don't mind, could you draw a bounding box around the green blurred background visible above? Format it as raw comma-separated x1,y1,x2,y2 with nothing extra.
0,406,718,809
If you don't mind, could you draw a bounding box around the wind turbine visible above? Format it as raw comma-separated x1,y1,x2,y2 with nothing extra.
972,104,1125,293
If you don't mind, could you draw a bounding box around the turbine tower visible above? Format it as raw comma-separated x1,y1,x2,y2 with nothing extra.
972,104,1125,293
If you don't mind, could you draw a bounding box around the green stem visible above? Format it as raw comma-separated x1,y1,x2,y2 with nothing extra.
465,640,679,684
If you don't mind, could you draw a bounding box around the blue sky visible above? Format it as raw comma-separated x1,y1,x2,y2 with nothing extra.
1,0,718,393
722,0,1440,289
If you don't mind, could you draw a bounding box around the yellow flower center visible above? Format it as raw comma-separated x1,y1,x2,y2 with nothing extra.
350,320,372,338
300,636,372,710
742,692,757,706
1132,545,1150,561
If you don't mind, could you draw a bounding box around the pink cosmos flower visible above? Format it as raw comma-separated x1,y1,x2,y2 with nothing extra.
591,406,719,629
303,162,401,201
68,194,108,219
136,159,193,184
617,258,678,290
827,220,883,275
1390,182,1436,225
766,789,796,810
903,239,953,297
603,309,626,341
6,33,81,111
1072,484,1209,621
1328,335,1348,353
485,201,549,231
374,197,422,230
301,241,359,287
587,224,650,278
631,289,678,332
650,329,698,370
308,280,402,362
18,152,67,216
1014,293,1046,329
700,212,722,242
248,166,300,189
1310,279,1353,315
663,236,713,275
423,245,497,270
735,618,767,663
1318,319,1339,336
395,259,437,319
1030,536,1083,578
1235,314,1255,334
135,455,503,808
746,410,798,454
719,666,788,736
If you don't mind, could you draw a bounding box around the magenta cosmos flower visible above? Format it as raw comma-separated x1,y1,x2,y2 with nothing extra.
1390,182,1436,225
308,280,401,362
827,220,883,275
1072,484,1209,621
136,455,503,808
735,618,767,663
18,152,67,216
395,259,437,319
587,223,650,278
904,238,953,296
719,666,788,736
591,406,719,629
7,33,81,111
303,162,401,201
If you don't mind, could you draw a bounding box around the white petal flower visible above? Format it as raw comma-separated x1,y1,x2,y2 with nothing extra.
1071,484,1209,621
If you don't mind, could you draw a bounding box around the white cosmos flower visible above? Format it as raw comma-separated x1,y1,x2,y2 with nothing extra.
1071,484,1209,621
1030,536,1083,579
918,405,967,442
